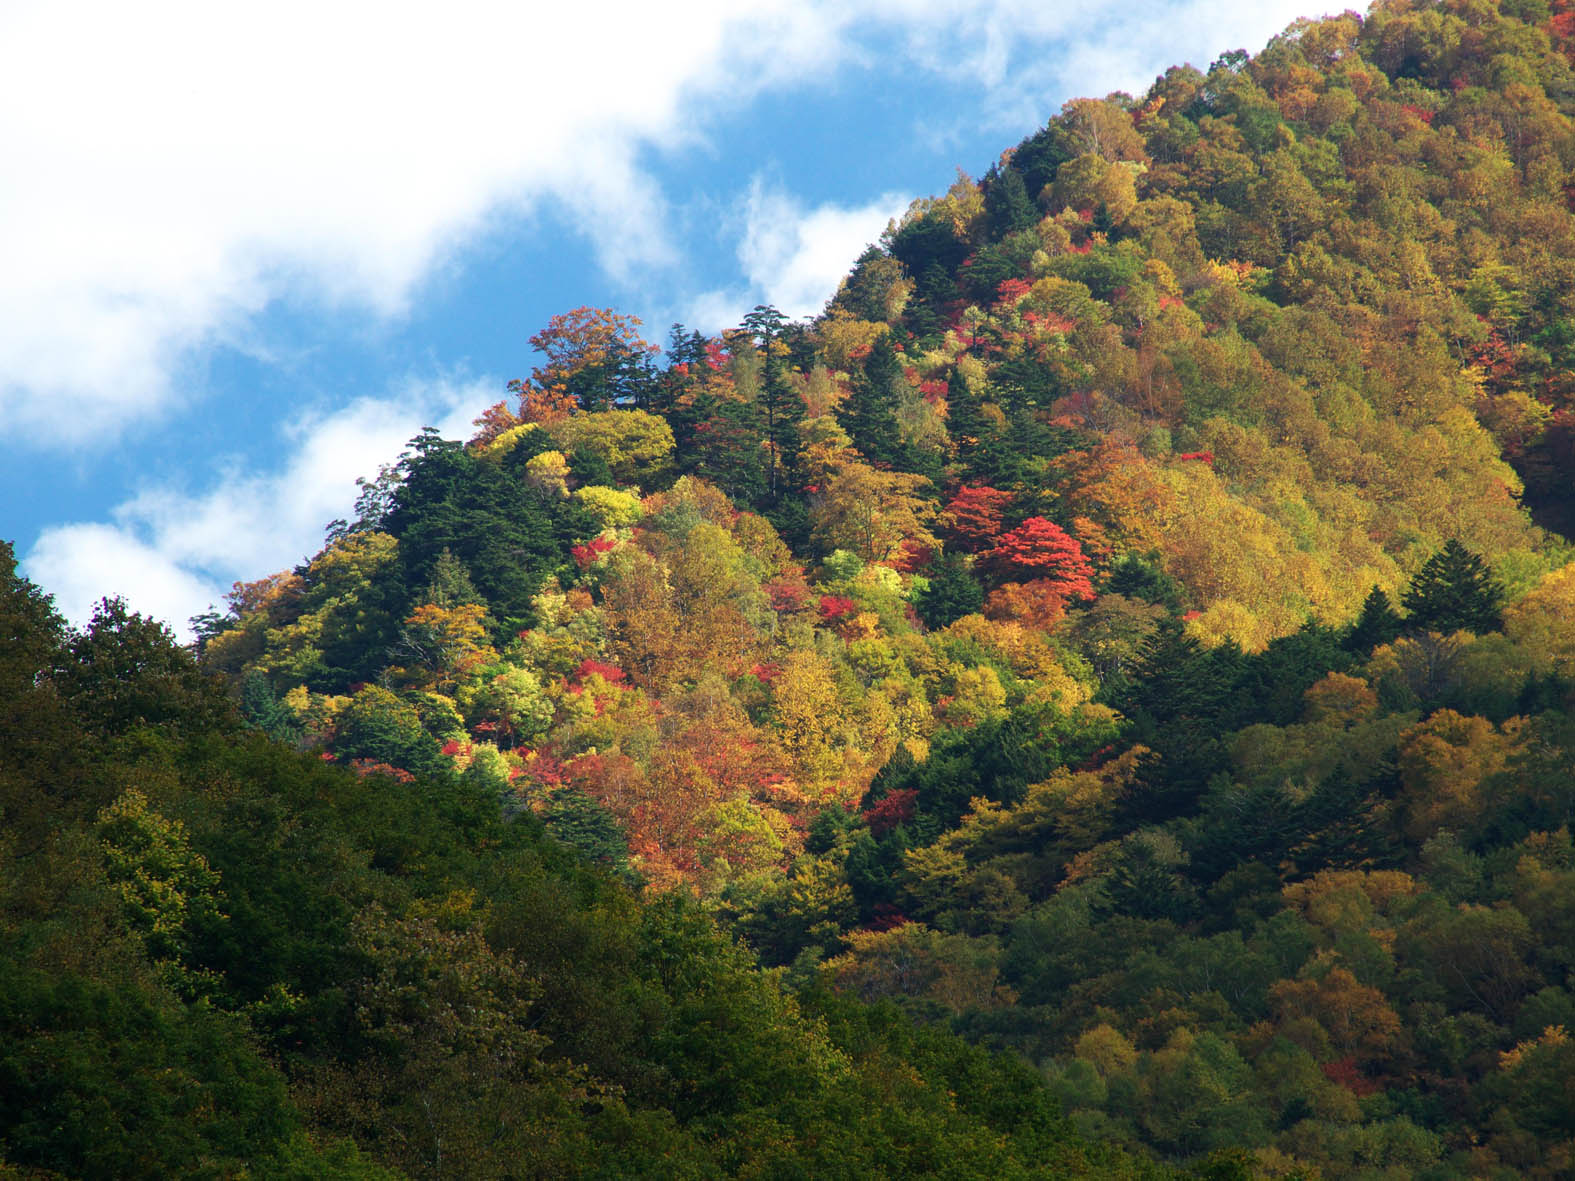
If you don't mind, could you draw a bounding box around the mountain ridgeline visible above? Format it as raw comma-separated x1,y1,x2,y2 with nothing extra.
10,1,1575,1176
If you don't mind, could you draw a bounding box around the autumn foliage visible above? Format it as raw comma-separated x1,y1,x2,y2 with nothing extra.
174,6,1575,1174
984,517,1095,600
941,485,1013,552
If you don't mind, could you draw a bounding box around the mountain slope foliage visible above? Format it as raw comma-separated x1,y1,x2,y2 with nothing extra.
0,542,1159,1178
17,0,1575,1175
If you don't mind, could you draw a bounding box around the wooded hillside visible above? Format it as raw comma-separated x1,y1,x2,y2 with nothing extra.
10,1,1575,1175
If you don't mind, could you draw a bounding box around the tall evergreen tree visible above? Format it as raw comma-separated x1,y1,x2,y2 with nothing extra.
1402,540,1505,635
239,669,303,745
1346,584,1404,652
742,304,804,500
839,334,907,467
422,548,485,609
946,365,987,463
914,551,985,629
385,430,559,632
1117,617,1243,729
984,163,1039,239
650,323,707,417
887,210,967,340
681,395,768,506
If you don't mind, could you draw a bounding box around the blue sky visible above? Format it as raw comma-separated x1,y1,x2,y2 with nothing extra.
2,0,1323,636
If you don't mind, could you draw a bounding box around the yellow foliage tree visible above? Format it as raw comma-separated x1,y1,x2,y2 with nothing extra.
810,453,938,565
547,409,675,489
393,603,497,694
1268,967,1404,1064
822,924,1016,1015
1396,709,1517,841
1504,561,1575,678
571,485,643,529
523,450,569,498
770,650,849,797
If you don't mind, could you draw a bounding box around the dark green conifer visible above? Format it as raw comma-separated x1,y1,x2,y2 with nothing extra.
742,304,804,499
1107,555,1185,612
566,444,616,489
839,334,906,466
984,163,1038,239
915,551,984,629
541,787,633,875
680,394,768,505
423,548,485,608
1401,540,1504,635
239,669,303,745
1346,584,1403,652
945,365,987,461
386,429,559,634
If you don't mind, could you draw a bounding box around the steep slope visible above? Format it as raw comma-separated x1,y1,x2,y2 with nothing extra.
0,542,1160,1179
180,1,1575,1174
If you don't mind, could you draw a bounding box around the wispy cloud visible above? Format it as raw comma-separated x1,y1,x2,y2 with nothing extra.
0,1,844,447
25,525,221,641
2,0,1331,448
864,0,1328,131
22,375,494,637
690,178,911,330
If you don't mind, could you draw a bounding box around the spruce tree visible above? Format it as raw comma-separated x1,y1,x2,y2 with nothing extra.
1345,584,1404,652
946,365,987,462
1401,540,1504,635
839,334,906,467
239,669,303,744
984,163,1038,239
742,304,803,499
423,548,485,608
915,551,984,629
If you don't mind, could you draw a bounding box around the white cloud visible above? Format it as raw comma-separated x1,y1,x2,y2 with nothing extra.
690,178,911,330
2,0,1325,445
684,289,759,339
0,0,847,446
22,375,495,639
866,0,1328,116
25,525,222,643
740,180,912,319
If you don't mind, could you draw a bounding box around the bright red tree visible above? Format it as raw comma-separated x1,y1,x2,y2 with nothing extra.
985,517,1096,600
942,485,1014,553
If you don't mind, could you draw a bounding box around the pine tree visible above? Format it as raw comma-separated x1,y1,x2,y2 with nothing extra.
1345,584,1403,652
985,163,1039,239
839,335,906,467
239,669,303,744
742,304,804,500
423,548,485,609
946,365,987,461
1117,617,1245,729
1401,541,1504,635
915,551,984,629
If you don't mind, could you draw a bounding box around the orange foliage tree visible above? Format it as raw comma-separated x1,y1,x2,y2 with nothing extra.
509,307,659,422
941,485,1014,553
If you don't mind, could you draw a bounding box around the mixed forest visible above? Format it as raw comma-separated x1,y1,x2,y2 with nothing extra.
9,0,1575,1176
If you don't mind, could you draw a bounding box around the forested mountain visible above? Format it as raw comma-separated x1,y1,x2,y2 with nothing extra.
0,544,1151,1178
11,0,1575,1175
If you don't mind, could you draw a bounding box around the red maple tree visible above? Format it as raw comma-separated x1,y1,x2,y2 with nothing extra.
985,516,1096,600
942,485,1014,553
